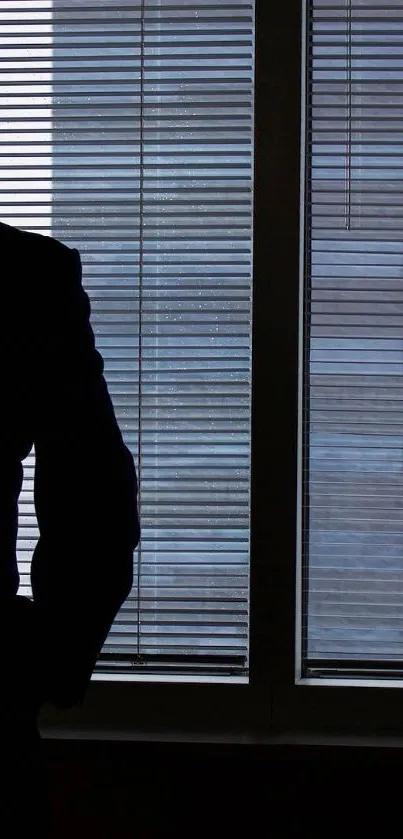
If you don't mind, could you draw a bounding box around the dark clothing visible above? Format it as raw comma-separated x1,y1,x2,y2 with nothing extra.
0,220,140,710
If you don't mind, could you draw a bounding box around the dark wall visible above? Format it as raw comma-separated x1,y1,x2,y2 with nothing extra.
42,739,403,837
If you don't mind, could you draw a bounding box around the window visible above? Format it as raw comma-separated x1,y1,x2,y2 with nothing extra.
8,0,403,737
8,1,254,681
303,0,403,677
250,0,403,734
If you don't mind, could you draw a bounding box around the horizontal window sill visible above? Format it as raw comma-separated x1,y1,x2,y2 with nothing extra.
39,727,403,755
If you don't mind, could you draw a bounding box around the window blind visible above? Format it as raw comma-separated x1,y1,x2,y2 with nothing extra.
305,0,403,670
6,0,254,677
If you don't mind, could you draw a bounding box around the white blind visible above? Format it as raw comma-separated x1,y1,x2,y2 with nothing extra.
305,0,403,667
5,0,254,675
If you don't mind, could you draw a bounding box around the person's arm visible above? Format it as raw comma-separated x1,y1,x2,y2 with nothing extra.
31,244,140,707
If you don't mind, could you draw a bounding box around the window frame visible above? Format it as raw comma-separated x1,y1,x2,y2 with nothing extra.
39,0,403,743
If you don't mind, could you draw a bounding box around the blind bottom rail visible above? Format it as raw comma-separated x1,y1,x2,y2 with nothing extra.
305,660,403,680
96,653,247,677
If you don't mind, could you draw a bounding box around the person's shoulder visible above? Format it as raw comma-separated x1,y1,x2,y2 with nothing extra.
0,220,73,260
0,222,79,327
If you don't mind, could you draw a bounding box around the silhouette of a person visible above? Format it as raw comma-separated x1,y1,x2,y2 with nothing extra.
0,220,140,829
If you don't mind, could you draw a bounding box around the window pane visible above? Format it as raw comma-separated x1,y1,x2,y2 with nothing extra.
9,0,254,677
304,0,403,669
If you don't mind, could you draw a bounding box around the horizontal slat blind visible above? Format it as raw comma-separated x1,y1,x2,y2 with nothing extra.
1,1,54,596
305,0,403,665
7,0,254,675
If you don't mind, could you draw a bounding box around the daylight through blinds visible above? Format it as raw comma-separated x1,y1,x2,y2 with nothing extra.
305,0,403,666
3,0,254,676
